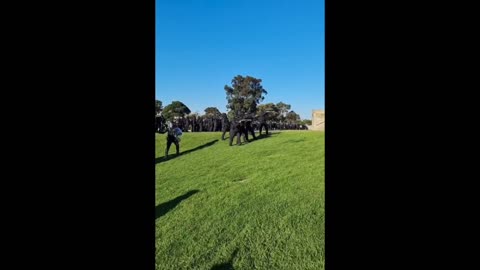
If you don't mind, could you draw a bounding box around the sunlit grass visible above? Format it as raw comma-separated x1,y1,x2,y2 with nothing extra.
156,131,324,270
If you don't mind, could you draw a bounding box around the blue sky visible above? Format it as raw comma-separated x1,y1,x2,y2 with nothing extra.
156,0,324,120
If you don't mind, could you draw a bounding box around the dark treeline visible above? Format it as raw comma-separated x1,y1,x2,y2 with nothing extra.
156,101,310,133
155,75,312,134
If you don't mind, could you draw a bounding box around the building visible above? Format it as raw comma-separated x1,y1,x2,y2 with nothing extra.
309,109,325,131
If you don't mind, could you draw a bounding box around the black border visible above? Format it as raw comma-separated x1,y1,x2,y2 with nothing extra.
7,0,473,269
325,1,419,268
324,1,473,269
9,1,155,268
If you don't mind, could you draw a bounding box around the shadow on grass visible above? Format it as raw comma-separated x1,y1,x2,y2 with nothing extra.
210,248,239,270
241,132,279,145
155,190,199,220
156,139,219,164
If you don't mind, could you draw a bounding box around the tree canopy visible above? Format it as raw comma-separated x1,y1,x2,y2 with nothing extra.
155,100,163,115
157,81,313,126
225,75,267,120
276,102,291,117
257,103,279,120
302,119,312,125
204,107,222,119
162,101,191,121
286,110,301,123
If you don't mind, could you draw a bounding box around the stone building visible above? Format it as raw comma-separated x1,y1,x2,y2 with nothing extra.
309,109,325,131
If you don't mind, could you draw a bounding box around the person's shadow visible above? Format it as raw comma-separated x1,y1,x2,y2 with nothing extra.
156,140,218,164
244,132,279,144
155,190,199,220
210,248,239,270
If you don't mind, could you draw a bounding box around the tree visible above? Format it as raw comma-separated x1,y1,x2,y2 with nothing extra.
257,103,278,114
286,110,300,124
162,101,191,121
257,103,279,120
155,100,163,115
276,102,291,118
302,119,312,125
225,75,267,120
227,110,235,122
204,107,222,119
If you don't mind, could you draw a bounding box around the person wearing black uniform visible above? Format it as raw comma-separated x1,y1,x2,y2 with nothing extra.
165,124,182,157
258,112,269,135
243,119,256,142
155,115,167,134
221,113,230,140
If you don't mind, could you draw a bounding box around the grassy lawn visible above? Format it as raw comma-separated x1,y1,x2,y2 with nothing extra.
155,131,325,270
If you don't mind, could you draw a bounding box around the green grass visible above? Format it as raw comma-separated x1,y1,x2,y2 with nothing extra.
156,131,324,270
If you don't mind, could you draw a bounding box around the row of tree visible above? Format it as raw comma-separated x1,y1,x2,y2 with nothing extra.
156,101,311,126
156,75,312,130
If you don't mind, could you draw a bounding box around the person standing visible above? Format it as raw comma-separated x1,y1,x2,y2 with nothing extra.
165,124,182,157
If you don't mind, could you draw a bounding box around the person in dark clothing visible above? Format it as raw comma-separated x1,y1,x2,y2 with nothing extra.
258,112,269,135
165,124,182,157
221,113,230,140
229,120,246,146
243,119,256,142
155,115,167,134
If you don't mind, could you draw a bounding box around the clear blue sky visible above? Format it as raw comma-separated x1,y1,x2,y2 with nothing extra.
156,0,324,120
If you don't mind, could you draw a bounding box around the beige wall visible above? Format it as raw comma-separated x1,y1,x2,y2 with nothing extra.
310,109,325,131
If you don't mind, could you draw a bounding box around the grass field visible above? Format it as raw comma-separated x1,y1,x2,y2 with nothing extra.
155,131,325,270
